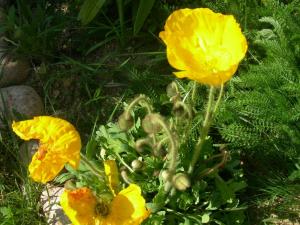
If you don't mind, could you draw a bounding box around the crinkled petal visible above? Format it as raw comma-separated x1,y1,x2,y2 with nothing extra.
159,8,247,86
103,184,150,225
12,116,81,183
60,188,99,225
104,160,120,195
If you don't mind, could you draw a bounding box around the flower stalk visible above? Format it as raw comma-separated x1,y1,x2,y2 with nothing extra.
188,85,224,174
80,153,105,179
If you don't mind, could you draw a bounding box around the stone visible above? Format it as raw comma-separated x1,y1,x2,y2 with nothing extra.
19,140,38,166
0,0,9,7
40,185,71,225
0,57,30,87
0,85,44,127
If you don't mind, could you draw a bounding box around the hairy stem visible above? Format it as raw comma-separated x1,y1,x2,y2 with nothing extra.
188,86,215,174
80,153,105,179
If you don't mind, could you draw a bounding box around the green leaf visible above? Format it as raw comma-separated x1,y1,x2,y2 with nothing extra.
86,137,98,159
215,175,235,204
133,0,155,35
78,0,106,25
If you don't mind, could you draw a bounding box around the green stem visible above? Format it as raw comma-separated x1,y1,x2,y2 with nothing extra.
80,153,105,179
116,153,134,173
191,81,198,104
188,86,215,174
151,114,178,193
126,95,152,115
155,117,177,176
213,84,224,114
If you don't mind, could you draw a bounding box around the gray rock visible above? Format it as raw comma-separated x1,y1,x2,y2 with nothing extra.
19,140,38,166
40,185,71,225
0,85,44,126
0,0,9,7
0,57,30,87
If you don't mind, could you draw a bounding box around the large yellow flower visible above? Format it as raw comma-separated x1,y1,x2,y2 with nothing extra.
60,160,150,225
159,8,248,86
12,116,81,183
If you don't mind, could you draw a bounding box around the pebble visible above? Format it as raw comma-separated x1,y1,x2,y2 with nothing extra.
0,85,44,127
0,0,9,7
0,57,30,87
40,185,71,225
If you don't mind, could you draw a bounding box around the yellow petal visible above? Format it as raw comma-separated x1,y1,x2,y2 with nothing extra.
60,187,99,225
104,160,120,195
160,8,247,86
103,184,150,225
12,116,81,183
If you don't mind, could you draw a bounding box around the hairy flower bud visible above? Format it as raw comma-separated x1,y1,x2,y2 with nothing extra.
172,101,192,118
118,112,134,131
161,170,172,182
131,159,143,171
166,82,179,98
135,138,152,153
64,180,76,190
142,113,162,134
172,173,191,191
153,142,167,157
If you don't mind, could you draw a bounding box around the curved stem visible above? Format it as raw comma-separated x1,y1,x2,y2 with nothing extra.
116,153,134,173
155,117,177,175
188,86,215,174
126,95,152,114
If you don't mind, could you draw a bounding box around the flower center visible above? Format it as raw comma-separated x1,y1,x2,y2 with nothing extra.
95,202,110,217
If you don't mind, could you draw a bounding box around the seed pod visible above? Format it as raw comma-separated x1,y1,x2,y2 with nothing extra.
118,112,134,131
131,159,143,171
142,113,162,134
172,173,191,191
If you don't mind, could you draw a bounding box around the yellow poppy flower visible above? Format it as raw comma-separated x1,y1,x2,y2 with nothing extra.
60,160,150,225
12,116,81,183
159,8,248,86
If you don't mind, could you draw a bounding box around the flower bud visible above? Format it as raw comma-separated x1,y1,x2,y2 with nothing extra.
153,142,167,157
135,138,152,153
64,180,76,190
161,170,172,182
166,82,179,98
131,159,143,170
172,173,191,191
172,101,192,118
118,112,134,131
142,113,162,134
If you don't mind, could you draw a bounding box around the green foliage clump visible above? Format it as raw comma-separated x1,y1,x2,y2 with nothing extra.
216,0,300,158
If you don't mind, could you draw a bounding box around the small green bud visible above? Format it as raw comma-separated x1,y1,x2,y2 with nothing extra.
118,112,134,131
161,170,172,182
142,113,162,134
131,159,143,170
172,173,191,191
